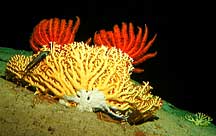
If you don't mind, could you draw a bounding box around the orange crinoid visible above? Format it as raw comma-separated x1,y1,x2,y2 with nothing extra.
94,22,157,73
29,16,80,53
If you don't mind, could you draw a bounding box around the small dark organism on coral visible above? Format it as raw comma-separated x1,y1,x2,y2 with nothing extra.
127,108,159,125
127,109,145,125
23,51,50,76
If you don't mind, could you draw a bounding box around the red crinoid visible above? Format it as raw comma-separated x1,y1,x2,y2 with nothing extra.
94,22,157,73
29,16,81,53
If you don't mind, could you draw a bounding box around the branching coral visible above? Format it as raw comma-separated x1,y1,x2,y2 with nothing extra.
94,22,157,73
29,16,81,53
7,42,134,96
6,42,162,121
185,112,213,126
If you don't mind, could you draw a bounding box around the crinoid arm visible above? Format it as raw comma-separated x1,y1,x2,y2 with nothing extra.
30,16,81,53
94,22,157,73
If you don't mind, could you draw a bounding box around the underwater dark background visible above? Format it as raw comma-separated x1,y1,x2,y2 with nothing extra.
0,1,215,125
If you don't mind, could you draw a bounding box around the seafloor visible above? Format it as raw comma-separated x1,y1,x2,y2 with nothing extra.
0,47,216,136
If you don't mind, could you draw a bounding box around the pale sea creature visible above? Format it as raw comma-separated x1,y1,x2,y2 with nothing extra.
59,89,127,120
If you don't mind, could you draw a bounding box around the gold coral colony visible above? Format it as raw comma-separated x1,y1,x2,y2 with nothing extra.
6,16,162,123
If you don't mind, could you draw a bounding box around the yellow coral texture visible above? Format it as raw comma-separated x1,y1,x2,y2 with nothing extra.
6,42,162,115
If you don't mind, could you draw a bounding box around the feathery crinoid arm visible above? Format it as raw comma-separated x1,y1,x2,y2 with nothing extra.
94,22,157,73
30,16,81,53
